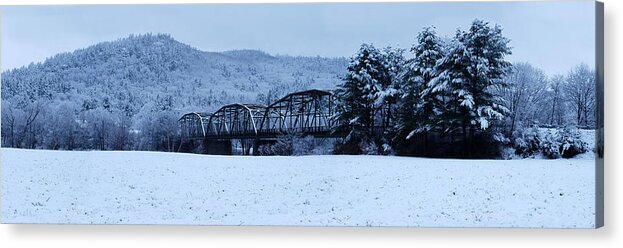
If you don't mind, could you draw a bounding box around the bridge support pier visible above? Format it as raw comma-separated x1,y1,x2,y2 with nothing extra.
203,139,233,155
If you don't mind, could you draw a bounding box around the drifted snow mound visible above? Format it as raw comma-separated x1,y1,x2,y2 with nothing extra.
1,149,596,227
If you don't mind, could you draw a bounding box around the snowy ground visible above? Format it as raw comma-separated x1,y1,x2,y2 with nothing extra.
1,148,596,227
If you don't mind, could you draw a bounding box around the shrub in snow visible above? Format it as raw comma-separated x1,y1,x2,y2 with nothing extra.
360,140,380,155
258,134,334,156
258,136,293,156
381,143,394,155
557,126,588,158
511,126,588,159
512,127,542,158
292,135,334,156
539,132,561,159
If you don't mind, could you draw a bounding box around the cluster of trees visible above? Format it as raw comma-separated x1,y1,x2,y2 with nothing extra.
1,97,180,151
498,63,596,132
332,20,596,158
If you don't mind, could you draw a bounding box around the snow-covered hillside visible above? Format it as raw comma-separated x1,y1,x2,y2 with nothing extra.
1,149,596,227
1,34,348,113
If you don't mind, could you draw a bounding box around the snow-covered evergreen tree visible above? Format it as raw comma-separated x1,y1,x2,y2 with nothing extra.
430,20,512,157
334,43,389,154
395,26,445,154
375,46,405,153
375,46,404,128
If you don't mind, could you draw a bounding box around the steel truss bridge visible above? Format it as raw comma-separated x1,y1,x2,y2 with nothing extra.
179,89,345,154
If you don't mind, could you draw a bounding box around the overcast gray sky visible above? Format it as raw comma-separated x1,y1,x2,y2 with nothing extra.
1,1,595,75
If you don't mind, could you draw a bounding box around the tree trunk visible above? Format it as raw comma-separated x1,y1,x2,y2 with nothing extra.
469,127,475,158
462,121,468,158
424,132,429,157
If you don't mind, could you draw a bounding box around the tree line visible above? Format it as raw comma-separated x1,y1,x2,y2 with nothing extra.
331,19,596,158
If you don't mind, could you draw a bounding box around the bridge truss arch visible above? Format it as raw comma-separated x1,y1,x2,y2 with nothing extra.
259,89,335,136
205,103,267,139
179,112,211,139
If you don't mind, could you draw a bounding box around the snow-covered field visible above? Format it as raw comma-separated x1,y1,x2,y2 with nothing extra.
1,148,596,227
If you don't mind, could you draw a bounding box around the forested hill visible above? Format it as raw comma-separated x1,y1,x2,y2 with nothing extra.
0,34,348,151
1,33,348,115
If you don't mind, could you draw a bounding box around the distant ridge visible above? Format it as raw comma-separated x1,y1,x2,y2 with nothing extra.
1,33,348,115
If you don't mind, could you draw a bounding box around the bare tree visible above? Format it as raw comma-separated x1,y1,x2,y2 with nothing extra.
41,101,80,150
499,62,548,135
84,108,115,150
111,115,132,150
545,75,567,127
20,101,43,149
563,64,595,128
1,100,19,147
